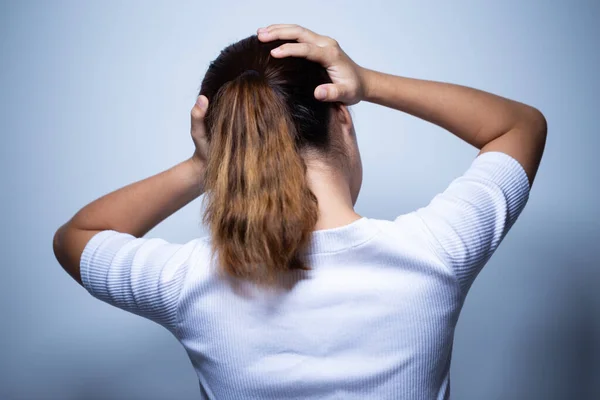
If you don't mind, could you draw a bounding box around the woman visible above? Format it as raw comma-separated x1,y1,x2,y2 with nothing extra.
53,24,546,399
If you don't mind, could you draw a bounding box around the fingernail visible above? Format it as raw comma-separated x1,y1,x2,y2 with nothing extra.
315,88,326,99
257,27,267,33
271,47,281,53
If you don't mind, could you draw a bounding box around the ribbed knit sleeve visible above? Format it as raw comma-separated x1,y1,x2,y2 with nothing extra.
79,230,200,334
413,151,531,296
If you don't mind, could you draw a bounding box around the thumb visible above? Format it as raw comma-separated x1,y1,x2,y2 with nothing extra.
191,95,208,120
191,95,209,144
314,84,344,102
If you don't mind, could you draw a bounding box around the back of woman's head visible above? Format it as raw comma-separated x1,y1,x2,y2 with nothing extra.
199,34,346,287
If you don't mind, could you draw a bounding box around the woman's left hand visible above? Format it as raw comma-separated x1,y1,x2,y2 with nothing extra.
190,95,210,166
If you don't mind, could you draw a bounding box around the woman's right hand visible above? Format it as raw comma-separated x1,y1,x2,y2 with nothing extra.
257,24,367,105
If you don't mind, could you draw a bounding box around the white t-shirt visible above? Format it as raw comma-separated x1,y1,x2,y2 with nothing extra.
80,151,531,400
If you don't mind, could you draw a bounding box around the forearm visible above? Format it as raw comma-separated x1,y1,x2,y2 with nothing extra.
360,68,540,149
63,157,205,237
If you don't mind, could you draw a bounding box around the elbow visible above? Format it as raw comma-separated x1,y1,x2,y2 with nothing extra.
522,106,548,139
513,105,547,155
529,108,548,156
53,225,67,264
526,108,548,170
53,228,62,261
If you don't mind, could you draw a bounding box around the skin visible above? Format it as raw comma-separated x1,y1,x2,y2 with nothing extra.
53,96,209,286
53,24,546,287
303,105,364,231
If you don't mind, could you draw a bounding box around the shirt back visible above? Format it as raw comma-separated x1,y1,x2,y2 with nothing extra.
80,151,531,399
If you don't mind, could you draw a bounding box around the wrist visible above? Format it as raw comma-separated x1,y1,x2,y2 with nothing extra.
185,156,206,195
358,67,377,103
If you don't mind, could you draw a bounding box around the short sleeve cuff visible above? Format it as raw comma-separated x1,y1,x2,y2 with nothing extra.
467,151,531,222
79,229,133,297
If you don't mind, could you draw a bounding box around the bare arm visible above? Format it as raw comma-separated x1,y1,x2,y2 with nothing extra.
258,24,547,187
360,69,547,187
53,96,210,285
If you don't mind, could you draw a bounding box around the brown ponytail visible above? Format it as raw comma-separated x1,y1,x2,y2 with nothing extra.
201,70,319,286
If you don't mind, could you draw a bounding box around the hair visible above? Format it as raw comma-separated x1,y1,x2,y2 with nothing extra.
198,34,347,287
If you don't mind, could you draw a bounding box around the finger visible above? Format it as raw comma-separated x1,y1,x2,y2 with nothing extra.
258,24,313,37
263,26,319,42
258,25,322,44
258,24,297,32
314,84,345,102
270,42,331,66
265,24,299,30
191,95,208,120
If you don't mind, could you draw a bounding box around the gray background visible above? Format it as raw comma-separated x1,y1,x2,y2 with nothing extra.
1,0,598,399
